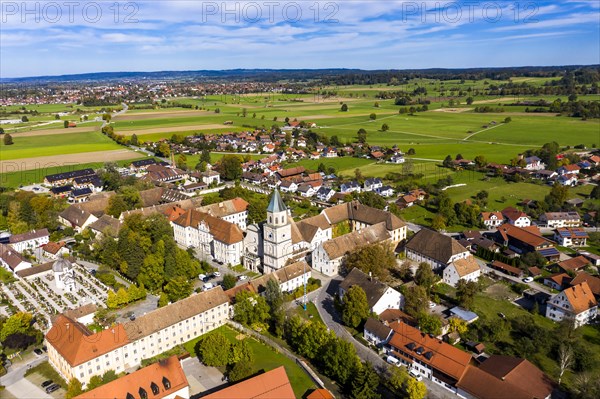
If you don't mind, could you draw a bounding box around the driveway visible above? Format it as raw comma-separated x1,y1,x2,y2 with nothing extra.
181,357,226,396
314,279,458,399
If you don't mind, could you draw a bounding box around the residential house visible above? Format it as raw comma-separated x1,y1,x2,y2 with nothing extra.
44,168,96,186
388,154,405,164
554,227,589,247
59,206,98,233
557,164,580,175
570,272,600,300
501,207,531,227
45,288,229,386
297,183,317,198
557,255,591,273
273,261,311,293
316,187,335,202
280,180,298,193
364,317,393,347
545,282,598,327
558,174,578,186
578,251,600,267
172,209,244,265
75,355,190,399
479,211,504,228
396,194,417,209
8,229,49,252
0,243,32,273
543,273,572,291
42,241,68,260
141,164,188,184
457,355,556,399
129,159,158,173
340,181,361,194
443,256,481,287
197,198,249,231
364,178,383,192
524,156,545,171
405,229,470,270
539,212,581,228
385,320,472,394
63,303,98,326
339,268,403,315
203,366,294,399
201,170,221,186
376,185,394,197
88,215,122,238
69,188,93,203
493,224,559,261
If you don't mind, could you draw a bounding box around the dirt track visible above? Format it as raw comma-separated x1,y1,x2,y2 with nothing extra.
10,126,98,137
0,149,141,172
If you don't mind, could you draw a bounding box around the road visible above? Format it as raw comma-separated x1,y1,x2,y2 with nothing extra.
314,278,457,399
1,354,51,398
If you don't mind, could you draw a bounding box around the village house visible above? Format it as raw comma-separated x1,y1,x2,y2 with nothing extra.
200,170,221,186
376,185,395,197
75,355,190,399
479,211,504,228
364,317,393,347
44,168,96,186
501,207,531,227
543,273,572,291
0,243,32,273
539,211,581,228
59,206,98,233
523,156,545,171
442,256,482,287
554,227,589,247
570,272,600,300
384,320,472,395
493,224,560,261
339,268,403,315
557,255,591,273
45,288,229,386
557,164,581,175
364,178,383,192
42,241,68,260
457,355,556,399
203,366,294,399
316,187,335,202
405,229,470,270
8,228,49,252
546,282,598,327
88,215,122,238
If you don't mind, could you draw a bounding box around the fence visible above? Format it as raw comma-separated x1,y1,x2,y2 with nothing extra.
226,320,325,388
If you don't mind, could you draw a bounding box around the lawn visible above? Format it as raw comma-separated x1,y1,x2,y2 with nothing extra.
291,302,325,325
184,325,316,397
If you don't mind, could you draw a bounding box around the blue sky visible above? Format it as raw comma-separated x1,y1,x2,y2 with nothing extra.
1,0,599,78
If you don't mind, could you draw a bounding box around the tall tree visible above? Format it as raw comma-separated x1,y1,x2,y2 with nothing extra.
3,133,13,145
320,336,360,385
342,286,371,328
65,378,83,399
456,280,478,310
195,333,231,367
414,263,437,295
344,243,396,280
350,362,381,399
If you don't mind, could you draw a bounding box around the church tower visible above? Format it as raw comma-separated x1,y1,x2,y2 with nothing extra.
263,189,292,274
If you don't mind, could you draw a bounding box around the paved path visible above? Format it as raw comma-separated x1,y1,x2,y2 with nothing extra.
1,355,49,398
314,279,457,399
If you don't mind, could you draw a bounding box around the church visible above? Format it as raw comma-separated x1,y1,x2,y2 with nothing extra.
244,190,408,275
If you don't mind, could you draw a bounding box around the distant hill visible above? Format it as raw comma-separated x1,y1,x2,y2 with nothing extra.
1,66,598,84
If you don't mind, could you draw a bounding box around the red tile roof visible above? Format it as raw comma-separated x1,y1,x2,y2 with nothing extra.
203,366,295,399
75,356,188,399
388,321,471,381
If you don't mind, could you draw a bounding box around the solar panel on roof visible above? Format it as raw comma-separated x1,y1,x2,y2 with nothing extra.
539,248,560,256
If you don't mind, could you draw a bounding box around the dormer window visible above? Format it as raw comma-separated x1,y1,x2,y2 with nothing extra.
139,388,148,399
126,394,135,399
162,376,171,390
151,382,160,395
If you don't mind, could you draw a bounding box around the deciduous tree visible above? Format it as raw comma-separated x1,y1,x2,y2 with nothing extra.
342,286,370,328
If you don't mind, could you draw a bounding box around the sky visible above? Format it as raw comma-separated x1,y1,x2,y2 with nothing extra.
1,0,599,78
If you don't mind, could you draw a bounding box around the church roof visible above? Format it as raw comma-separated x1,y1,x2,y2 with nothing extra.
53,258,72,273
267,189,287,213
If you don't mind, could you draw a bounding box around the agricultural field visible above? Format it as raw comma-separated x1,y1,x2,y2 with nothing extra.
1,76,598,188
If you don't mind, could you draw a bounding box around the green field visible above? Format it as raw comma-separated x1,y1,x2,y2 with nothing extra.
184,325,315,397
0,130,122,160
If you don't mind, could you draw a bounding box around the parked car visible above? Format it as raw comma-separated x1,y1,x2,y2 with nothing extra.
46,384,60,393
213,271,221,278
428,301,436,309
386,355,400,366
523,277,534,283
41,380,53,388
199,274,207,282
203,282,214,291
409,368,423,381
238,275,248,281
33,348,43,356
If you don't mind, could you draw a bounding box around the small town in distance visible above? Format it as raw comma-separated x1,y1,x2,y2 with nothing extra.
1,2,600,399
